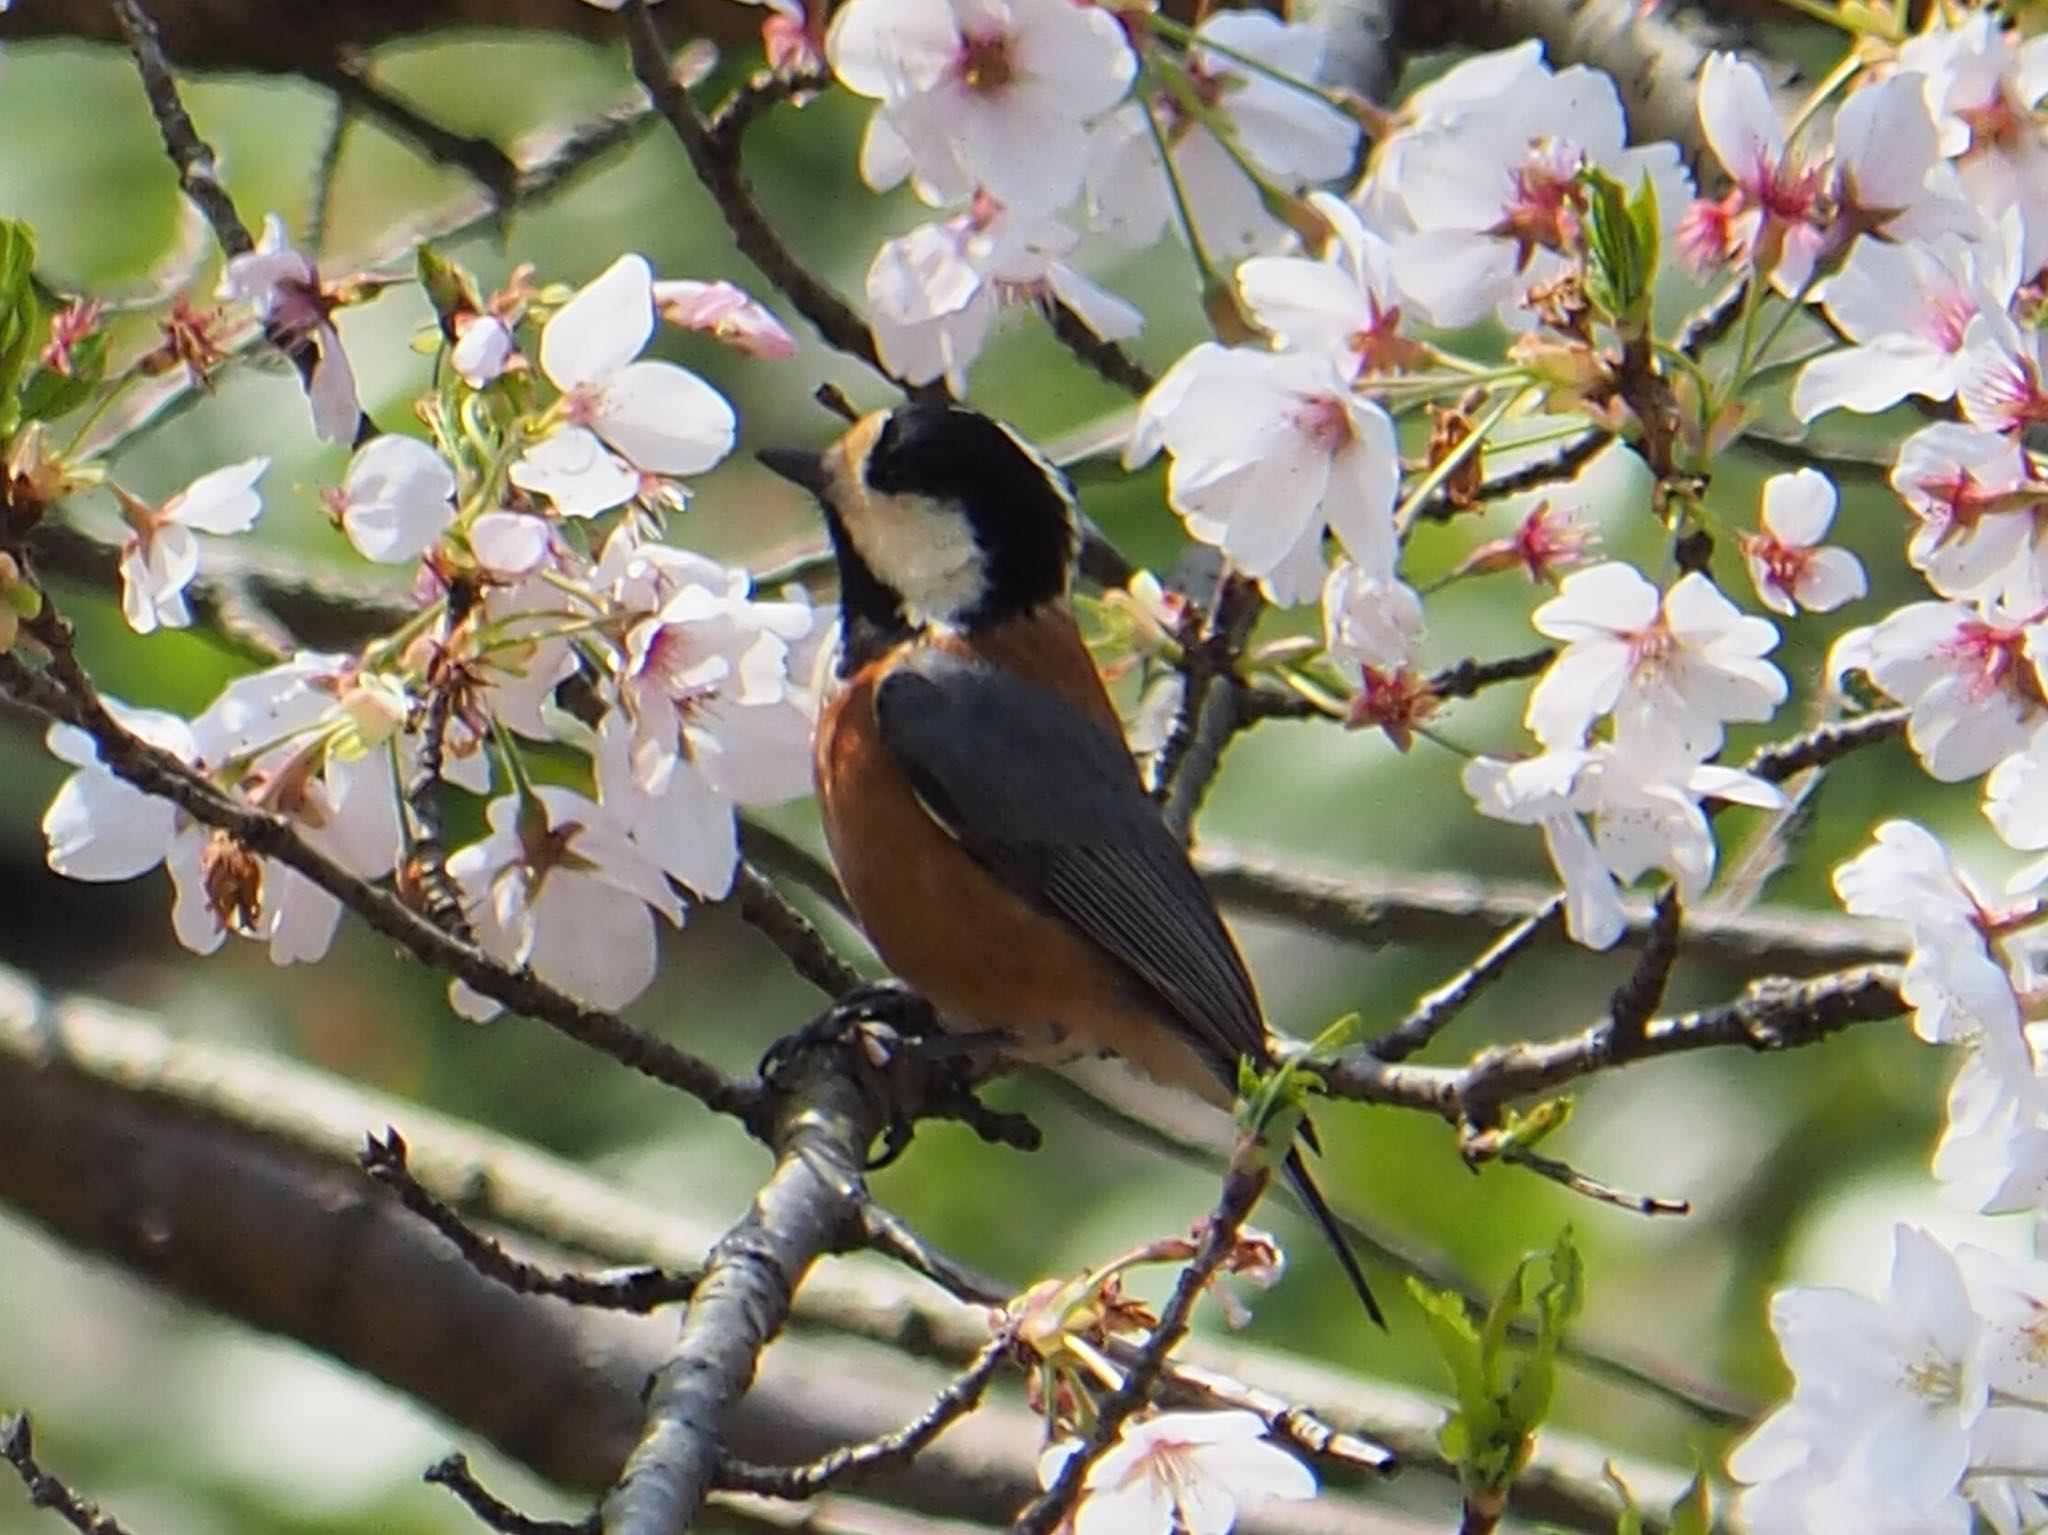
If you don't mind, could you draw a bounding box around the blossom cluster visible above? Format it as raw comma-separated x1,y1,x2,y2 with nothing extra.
46,245,818,1015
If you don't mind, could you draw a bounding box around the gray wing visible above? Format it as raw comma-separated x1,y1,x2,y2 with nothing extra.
872,648,1265,1081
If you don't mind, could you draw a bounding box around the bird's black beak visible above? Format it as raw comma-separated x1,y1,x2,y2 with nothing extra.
756,447,828,495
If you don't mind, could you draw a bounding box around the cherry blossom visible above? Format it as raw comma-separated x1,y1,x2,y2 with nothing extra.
652,278,797,359
1935,1044,2048,1215
1685,53,1827,288
1463,737,1780,950
1235,194,1425,383
41,704,222,954
1041,1411,1315,1535
1083,13,1358,259
1793,231,2013,422
218,214,359,443
116,457,269,635
452,313,516,388
1321,560,1422,675
1127,345,1398,605
593,545,819,898
827,0,1136,214
1739,470,1865,617
330,435,456,565
1960,309,2048,442
1892,423,2043,608
1831,601,2048,782
1834,820,2025,1047
1900,14,2048,270
447,787,685,1020
1525,563,1786,757
1450,501,1598,586
1730,1226,1986,1532
1368,46,1690,329
866,196,1139,392
511,254,737,517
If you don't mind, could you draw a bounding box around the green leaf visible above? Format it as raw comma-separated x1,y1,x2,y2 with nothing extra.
1409,1230,1587,1498
0,220,41,435
1497,1096,1575,1154
1666,1457,1712,1535
19,332,106,423
1579,168,1658,337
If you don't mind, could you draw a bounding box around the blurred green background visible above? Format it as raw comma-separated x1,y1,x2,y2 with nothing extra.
0,19,2010,1534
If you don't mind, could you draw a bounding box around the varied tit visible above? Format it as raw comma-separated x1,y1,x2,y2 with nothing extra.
761,401,1383,1328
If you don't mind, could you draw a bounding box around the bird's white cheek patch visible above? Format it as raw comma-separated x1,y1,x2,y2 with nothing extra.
845,490,989,627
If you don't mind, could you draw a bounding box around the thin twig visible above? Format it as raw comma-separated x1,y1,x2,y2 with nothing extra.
1605,889,1682,1061
1499,1148,1690,1217
426,1455,597,1535
1012,1157,1270,1535
1,1416,133,1535
734,863,864,999
1368,899,1565,1064
707,66,833,153
315,57,521,205
360,1129,695,1311
716,1337,1012,1498
622,1,902,387
1040,298,1157,397
859,1202,1011,1307
403,577,476,940
110,0,254,258
1427,648,1556,702
1414,434,1610,524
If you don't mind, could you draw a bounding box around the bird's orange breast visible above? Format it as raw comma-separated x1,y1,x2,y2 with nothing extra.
812,604,1227,1103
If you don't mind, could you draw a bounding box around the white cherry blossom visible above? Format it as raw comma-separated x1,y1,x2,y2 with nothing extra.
1042,1411,1315,1535
1936,1044,2048,1214
1793,232,2012,422
1900,14,2048,270
332,435,456,565
1686,53,1828,290
1321,560,1423,675
511,255,737,517
447,787,685,1020
1235,194,1423,383
219,214,360,443
1127,344,1399,605
1375,50,1690,328
1463,737,1780,950
867,197,1139,392
1892,423,2043,608
653,278,797,360
116,458,269,634
1831,602,2048,782
1526,564,1786,756
1083,13,1357,259
1740,470,1866,616
828,0,1136,214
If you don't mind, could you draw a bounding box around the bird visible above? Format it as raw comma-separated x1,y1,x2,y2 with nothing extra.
759,400,1383,1328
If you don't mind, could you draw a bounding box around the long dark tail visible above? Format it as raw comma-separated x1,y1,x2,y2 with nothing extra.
1283,1144,1386,1329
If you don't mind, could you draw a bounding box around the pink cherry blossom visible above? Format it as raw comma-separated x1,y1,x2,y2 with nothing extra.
1686,53,1828,289
653,279,798,360
1900,14,2048,270
512,254,737,518
117,458,269,635
828,0,1136,214
1740,470,1866,616
218,213,360,444
1526,563,1786,756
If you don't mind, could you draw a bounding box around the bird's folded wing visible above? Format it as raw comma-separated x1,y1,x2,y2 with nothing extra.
872,648,1266,1080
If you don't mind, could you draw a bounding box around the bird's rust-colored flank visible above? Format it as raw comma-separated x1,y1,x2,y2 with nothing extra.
814,602,1228,1103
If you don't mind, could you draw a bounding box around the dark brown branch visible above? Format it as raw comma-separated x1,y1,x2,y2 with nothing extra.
427,1456,597,1535
622,2,904,389
1604,888,1682,1060
110,0,254,258
2,1416,134,1535
361,1130,695,1312
1414,434,1611,524
716,1337,1011,1499
1427,648,1556,702
315,57,522,206
1368,899,1564,1064
403,579,476,939
1040,299,1157,397
1744,708,1906,780
1323,965,1907,1118
734,863,864,999
0,627,761,1122
707,67,834,154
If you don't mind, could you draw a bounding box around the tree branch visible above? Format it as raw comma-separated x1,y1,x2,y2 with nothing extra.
2,1416,135,1535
